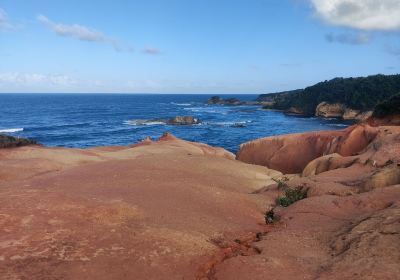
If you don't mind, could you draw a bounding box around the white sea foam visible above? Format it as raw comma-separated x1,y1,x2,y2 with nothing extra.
124,120,166,126
171,102,192,106
183,107,230,114
201,120,251,126
0,128,24,133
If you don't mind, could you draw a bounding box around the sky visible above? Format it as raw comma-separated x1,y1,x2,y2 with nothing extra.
0,0,399,94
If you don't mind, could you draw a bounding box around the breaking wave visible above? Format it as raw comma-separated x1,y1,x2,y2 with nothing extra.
0,128,24,133
124,120,166,126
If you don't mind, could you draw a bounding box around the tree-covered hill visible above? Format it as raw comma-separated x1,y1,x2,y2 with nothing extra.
258,74,400,116
372,93,400,118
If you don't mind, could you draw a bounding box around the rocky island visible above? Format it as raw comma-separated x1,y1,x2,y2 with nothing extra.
127,116,200,126
1,104,399,279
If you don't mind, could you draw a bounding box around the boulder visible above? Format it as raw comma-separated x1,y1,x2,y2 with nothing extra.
167,116,200,125
302,153,359,177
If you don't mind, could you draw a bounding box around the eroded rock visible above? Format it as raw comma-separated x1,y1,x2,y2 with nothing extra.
237,124,378,174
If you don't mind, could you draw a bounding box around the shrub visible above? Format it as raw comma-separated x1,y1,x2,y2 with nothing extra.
276,187,308,207
372,93,400,118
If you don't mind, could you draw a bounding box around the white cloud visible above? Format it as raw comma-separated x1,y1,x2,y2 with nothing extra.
0,72,78,86
310,0,400,31
37,15,133,52
325,32,371,44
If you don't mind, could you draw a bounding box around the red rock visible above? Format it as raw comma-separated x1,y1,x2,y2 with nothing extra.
237,124,378,174
1,129,399,280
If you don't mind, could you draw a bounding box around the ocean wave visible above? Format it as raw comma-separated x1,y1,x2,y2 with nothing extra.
201,120,251,127
124,120,166,126
183,107,229,114
0,128,24,133
170,102,192,106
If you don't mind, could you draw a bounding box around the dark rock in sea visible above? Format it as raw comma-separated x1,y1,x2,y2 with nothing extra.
207,96,243,106
0,134,37,149
231,123,246,128
167,116,200,125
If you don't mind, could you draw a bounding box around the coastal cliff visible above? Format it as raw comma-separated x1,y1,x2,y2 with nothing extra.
259,74,400,120
315,101,372,120
1,124,400,279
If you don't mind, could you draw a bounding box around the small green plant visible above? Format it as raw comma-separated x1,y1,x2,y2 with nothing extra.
276,187,308,207
234,239,241,244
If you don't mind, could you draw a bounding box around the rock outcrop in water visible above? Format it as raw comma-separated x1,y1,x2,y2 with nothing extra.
166,116,200,125
1,125,400,279
0,134,37,148
127,116,200,126
207,96,243,105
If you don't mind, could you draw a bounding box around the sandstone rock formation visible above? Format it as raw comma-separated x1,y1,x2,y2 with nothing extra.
315,102,346,118
237,124,378,174
315,102,372,121
1,127,400,280
0,133,280,279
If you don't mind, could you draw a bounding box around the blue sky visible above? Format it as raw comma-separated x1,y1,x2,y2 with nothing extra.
0,0,399,93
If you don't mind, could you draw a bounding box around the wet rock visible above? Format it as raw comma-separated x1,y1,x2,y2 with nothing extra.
166,116,200,125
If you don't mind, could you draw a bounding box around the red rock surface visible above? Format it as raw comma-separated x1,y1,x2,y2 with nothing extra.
1,127,399,280
236,124,378,174
0,134,280,279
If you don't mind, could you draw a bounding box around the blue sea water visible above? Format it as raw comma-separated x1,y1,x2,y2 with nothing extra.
0,94,352,152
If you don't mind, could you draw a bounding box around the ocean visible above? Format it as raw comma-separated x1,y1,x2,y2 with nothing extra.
0,94,352,152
